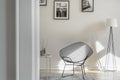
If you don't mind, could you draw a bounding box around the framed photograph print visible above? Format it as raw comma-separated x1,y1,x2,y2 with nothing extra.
82,0,94,12
40,0,47,6
54,0,69,20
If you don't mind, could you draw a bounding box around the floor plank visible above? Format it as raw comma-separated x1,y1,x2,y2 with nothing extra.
40,70,120,80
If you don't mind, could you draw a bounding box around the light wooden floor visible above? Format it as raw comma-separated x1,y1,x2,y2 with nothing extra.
40,70,120,80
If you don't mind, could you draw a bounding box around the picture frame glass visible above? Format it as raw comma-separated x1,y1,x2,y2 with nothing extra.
54,0,69,20
82,0,94,12
40,0,47,6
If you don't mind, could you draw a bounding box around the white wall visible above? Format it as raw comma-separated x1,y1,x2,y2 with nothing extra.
40,0,120,70
0,0,15,80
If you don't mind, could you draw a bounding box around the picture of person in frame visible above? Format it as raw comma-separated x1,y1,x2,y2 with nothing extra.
56,8,67,17
82,0,93,11
40,0,44,3
56,2,67,18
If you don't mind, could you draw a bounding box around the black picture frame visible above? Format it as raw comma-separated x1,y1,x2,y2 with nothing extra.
82,0,94,12
40,0,47,6
54,0,70,20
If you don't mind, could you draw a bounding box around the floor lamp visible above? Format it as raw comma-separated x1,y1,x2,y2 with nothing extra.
105,18,118,71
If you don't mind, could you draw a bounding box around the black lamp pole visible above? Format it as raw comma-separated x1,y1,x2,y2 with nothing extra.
105,26,117,71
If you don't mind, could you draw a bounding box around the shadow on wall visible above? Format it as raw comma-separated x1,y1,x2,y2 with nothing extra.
78,21,120,70
57,21,108,70
78,21,106,43
78,21,107,69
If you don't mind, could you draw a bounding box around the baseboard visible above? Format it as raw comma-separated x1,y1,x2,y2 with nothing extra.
40,68,101,74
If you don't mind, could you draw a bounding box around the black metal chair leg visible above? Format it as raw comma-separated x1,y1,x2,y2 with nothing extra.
62,63,66,78
61,63,75,78
73,63,75,76
81,65,85,80
83,64,86,75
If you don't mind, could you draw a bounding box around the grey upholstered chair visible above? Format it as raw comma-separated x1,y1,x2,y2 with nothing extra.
59,42,93,79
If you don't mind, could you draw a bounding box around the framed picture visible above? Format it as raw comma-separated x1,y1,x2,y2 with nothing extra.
82,0,94,12
54,0,69,20
40,0,47,6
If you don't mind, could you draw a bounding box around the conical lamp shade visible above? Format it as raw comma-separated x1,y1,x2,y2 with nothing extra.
106,18,118,27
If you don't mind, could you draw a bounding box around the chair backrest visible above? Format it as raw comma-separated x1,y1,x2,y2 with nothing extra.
59,42,93,63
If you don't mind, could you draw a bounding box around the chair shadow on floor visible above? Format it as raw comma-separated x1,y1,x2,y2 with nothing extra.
60,73,95,80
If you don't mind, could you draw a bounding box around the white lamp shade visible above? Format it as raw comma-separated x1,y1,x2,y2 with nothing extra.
106,18,118,27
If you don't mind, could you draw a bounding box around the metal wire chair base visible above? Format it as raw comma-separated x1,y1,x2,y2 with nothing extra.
61,62,86,80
